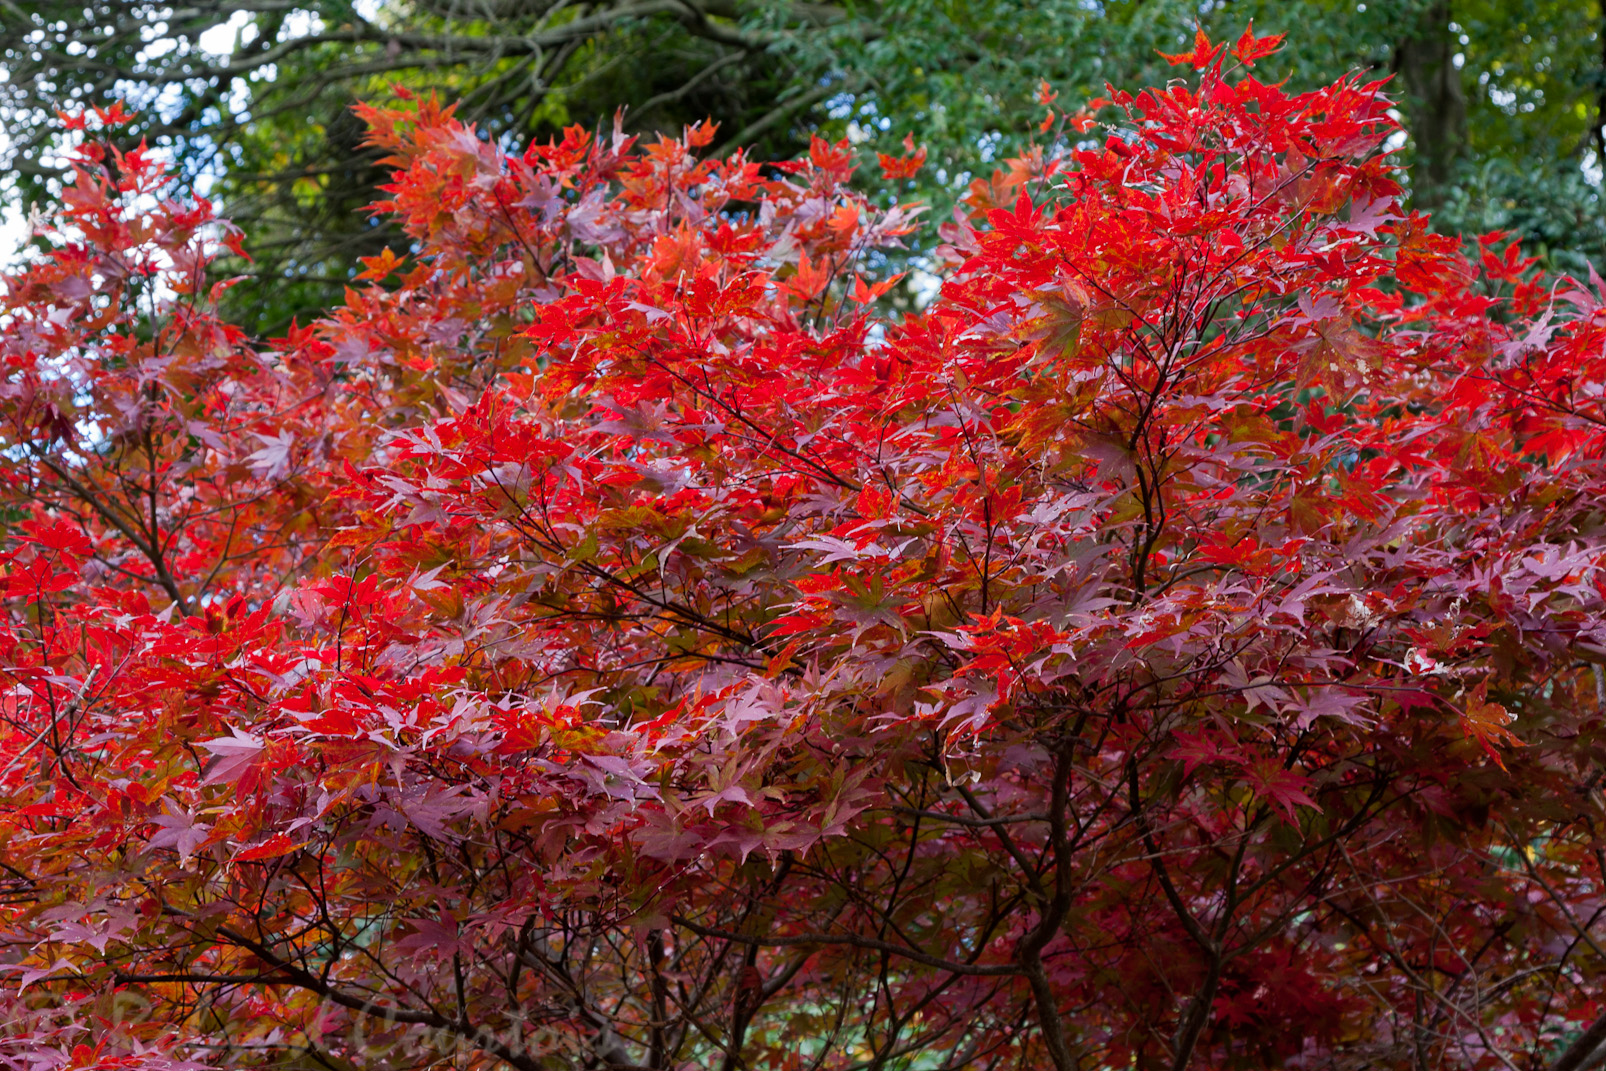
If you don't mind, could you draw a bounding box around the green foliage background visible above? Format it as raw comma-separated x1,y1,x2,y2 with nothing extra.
3,0,1602,327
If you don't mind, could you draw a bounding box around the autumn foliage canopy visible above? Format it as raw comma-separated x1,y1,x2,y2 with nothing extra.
6,28,1606,1071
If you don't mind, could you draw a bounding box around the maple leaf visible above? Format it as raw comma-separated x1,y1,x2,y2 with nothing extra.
1159,27,1226,69
395,913,472,958
1244,763,1322,825
1295,311,1388,390
785,251,831,302
1169,730,1245,777
1231,22,1285,66
1023,278,1090,361
1461,681,1522,768
197,729,264,787
20,519,93,560
146,801,212,864
849,273,903,304
877,135,928,180
356,247,405,282
245,431,296,479
684,119,719,148
232,833,308,863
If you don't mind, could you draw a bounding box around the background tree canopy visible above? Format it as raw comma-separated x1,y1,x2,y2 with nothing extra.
3,0,1604,329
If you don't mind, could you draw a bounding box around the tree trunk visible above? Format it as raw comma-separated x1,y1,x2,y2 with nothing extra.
1595,1,1606,166
1553,1009,1606,1071
1393,0,1467,211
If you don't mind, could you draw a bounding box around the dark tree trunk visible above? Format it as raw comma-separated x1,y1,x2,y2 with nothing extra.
1393,0,1467,211
1596,1,1606,166
1553,1009,1606,1071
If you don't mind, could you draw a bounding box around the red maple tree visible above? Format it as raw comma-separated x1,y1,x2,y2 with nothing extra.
3,29,1606,1071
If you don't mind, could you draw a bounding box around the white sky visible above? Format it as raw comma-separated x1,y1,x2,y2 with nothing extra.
0,122,29,272
0,5,336,275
